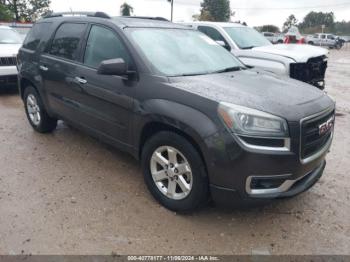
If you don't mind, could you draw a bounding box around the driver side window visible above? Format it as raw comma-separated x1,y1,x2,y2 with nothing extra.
84,25,132,69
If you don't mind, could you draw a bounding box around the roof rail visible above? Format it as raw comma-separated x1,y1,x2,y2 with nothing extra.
43,11,110,19
122,16,169,22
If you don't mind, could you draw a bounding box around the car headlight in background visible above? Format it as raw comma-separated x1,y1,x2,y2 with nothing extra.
218,102,289,138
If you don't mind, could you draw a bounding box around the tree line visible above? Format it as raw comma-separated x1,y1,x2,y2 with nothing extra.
257,12,350,36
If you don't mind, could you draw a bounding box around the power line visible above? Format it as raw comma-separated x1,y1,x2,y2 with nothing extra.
232,2,350,10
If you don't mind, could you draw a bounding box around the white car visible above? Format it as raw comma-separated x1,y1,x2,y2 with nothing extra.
0,26,22,87
182,22,329,89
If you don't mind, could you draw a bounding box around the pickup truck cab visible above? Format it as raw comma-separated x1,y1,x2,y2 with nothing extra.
183,22,329,90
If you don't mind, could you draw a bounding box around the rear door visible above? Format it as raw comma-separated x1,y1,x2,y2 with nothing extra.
39,22,88,119
69,24,136,148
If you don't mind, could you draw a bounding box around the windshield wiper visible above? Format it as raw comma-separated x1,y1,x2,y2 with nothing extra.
174,72,209,77
211,66,245,74
241,46,255,50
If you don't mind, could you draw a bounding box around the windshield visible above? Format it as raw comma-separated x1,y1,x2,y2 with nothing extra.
0,28,22,44
224,27,271,49
129,28,244,76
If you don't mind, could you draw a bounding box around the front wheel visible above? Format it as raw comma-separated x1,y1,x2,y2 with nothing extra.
141,131,209,212
24,86,57,133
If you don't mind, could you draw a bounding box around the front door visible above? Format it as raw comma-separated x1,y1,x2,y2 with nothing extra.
70,24,136,148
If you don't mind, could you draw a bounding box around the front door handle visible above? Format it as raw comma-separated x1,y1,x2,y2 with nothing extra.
39,65,48,71
75,77,87,85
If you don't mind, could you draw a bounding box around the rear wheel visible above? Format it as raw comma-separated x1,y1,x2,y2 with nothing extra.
24,86,57,133
308,41,314,45
141,131,209,212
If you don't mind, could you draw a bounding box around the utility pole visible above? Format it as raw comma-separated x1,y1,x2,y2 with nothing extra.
171,0,174,21
167,0,174,21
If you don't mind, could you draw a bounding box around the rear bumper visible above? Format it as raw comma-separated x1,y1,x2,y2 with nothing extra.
210,160,325,207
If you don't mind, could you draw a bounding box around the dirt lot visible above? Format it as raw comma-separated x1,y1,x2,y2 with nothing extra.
0,48,349,255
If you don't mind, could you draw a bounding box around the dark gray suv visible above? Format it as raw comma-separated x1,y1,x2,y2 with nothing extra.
17,12,335,211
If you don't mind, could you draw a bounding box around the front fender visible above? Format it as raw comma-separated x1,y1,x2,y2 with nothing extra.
133,99,220,163
233,50,293,76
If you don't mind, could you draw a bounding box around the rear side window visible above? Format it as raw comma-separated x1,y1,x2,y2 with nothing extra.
84,25,131,68
23,22,52,50
49,23,86,61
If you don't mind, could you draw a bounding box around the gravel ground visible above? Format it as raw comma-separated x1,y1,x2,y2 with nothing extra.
0,48,349,255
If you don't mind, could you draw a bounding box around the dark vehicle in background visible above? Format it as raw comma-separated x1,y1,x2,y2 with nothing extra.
18,12,335,211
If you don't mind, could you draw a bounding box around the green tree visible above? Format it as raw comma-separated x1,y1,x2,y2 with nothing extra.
4,0,51,22
299,11,334,29
0,3,13,21
120,2,133,16
199,0,231,22
256,24,280,33
282,14,298,32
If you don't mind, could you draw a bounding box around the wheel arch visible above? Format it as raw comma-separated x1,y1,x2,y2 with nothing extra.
135,99,220,174
19,77,37,99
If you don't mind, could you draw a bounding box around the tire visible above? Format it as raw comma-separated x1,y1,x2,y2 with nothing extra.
308,41,314,45
24,86,57,133
141,131,209,212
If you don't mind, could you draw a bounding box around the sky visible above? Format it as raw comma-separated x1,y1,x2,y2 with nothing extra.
51,0,350,29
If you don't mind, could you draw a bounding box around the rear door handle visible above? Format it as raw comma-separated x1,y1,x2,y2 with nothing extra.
39,65,48,71
75,77,87,85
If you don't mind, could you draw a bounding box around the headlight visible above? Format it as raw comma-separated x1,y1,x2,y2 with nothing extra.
218,102,289,137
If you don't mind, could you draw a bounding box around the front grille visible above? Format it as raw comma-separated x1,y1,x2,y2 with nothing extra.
0,57,17,66
290,56,327,88
300,109,334,159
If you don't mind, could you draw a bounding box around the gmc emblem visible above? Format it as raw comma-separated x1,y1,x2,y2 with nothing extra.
319,116,335,136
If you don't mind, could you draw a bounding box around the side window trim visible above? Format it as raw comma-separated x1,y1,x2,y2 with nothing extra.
44,22,88,63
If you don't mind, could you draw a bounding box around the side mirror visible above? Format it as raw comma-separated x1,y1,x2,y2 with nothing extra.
97,58,127,76
216,40,231,51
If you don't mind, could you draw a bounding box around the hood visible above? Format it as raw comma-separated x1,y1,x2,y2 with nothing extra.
0,44,21,57
252,44,328,63
169,69,334,121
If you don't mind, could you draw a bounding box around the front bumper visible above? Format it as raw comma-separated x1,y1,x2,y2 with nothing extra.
0,66,18,87
0,66,18,76
204,107,334,207
210,161,325,207
0,74,17,87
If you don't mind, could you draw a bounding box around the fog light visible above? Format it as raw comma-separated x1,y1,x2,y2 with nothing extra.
250,177,286,190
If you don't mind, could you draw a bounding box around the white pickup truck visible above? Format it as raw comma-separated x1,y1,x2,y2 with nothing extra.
0,26,22,87
182,22,329,89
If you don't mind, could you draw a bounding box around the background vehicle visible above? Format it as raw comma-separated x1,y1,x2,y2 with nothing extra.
182,22,329,89
0,26,23,87
306,33,340,48
18,13,335,211
261,32,275,43
261,32,284,44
